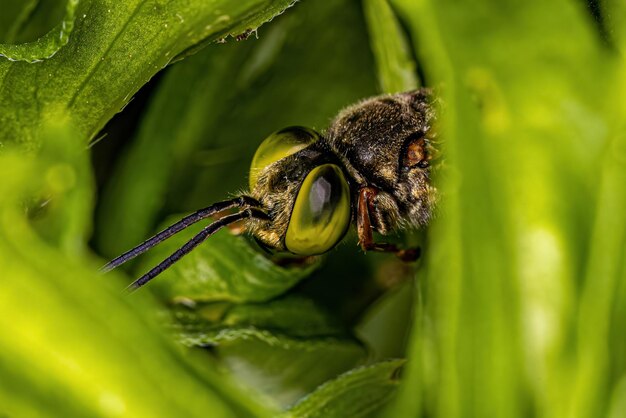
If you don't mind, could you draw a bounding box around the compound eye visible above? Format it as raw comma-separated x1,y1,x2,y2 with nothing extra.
249,126,320,190
285,164,351,255
403,135,429,169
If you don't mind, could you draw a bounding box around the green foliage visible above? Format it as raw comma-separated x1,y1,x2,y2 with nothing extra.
0,0,297,147
140,218,321,302
284,360,403,418
387,0,626,417
1,0,625,417
0,0,79,62
0,121,275,417
362,0,419,93
170,297,367,407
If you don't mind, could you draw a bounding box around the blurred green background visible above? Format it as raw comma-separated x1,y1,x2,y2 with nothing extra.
1,0,625,417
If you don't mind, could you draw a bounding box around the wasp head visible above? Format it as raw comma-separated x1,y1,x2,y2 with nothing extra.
326,89,439,233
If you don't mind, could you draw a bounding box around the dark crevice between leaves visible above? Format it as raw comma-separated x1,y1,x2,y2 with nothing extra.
0,0,39,42
88,71,165,252
0,0,80,63
584,0,614,47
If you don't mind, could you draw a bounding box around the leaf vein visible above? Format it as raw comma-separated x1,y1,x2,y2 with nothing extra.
66,0,147,109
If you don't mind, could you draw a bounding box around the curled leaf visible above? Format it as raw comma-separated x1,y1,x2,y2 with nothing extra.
170,299,367,408
284,360,404,418
0,0,80,63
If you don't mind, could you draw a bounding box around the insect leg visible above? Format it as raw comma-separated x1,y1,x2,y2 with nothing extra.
357,187,420,262
102,195,260,272
126,208,269,291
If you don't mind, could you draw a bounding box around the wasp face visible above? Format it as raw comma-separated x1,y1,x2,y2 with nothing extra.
105,89,438,290
248,89,437,257
326,89,437,234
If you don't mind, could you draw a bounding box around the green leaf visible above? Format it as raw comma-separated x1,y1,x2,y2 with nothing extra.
170,298,367,408
572,95,626,417
386,0,623,417
608,376,626,418
29,117,95,255
0,0,39,41
355,279,415,360
0,0,79,63
200,329,366,408
602,0,626,49
220,296,349,338
172,296,348,339
284,360,403,418
137,216,321,302
0,131,275,418
0,0,299,148
362,0,419,93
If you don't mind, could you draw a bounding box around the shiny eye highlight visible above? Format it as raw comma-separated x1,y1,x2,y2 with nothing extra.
249,126,320,190
285,164,351,255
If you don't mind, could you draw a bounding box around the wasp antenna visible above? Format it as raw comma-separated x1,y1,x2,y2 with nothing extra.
102,196,260,272
126,208,268,292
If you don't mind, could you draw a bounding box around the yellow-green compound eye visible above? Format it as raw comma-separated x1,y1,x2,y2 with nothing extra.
249,126,320,190
285,164,351,255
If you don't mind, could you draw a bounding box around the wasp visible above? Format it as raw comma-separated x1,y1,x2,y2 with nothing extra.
103,88,438,290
